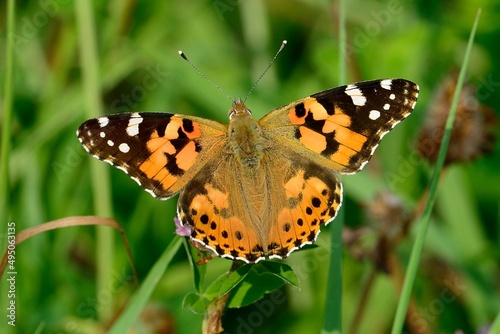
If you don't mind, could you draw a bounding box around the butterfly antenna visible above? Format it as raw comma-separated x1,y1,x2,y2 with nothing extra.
178,50,234,103
243,40,287,103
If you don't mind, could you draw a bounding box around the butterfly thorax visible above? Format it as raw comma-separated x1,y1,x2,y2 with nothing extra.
227,100,265,168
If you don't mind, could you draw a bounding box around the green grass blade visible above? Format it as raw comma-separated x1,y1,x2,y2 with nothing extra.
322,1,346,333
338,0,347,85
391,9,482,334
490,311,500,334
322,209,344,334
1,3,16,334
74,0,115,321
108,236,183,333
0,0,15,225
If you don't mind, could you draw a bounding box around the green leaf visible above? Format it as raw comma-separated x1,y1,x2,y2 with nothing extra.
259,261,299,287
183,238,207,293
226,268,286,308
204,264,252,300
182,292,207,314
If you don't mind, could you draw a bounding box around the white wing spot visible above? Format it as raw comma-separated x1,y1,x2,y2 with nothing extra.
98,117,109,127
369,110,381,120
383,103,390,110
87,130,93,136
100,131,106,138
107,140,114,147
381,79,392,90
127,113,143,137
389,93,396,100
345,84,366,106
119,143,130,153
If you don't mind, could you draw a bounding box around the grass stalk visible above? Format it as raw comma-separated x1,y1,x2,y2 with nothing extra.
391,9,482,333
0,0,15,226
74,0,115,321
322,2,347,332
108,236,183,333
1,3,16,334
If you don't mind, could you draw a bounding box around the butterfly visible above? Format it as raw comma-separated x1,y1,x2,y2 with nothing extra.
77,78,419,263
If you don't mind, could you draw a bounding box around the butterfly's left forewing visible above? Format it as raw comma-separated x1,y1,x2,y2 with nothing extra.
259,79,419,174
77,112,227,199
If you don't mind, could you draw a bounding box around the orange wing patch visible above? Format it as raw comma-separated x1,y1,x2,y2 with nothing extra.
267,167,342,259
288,98,369,170
179,182,265,262
138,116,202,193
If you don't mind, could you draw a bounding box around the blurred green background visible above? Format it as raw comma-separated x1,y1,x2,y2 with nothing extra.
1,0,499,333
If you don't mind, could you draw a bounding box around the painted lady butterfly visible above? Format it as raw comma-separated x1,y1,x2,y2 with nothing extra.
77,78,419,263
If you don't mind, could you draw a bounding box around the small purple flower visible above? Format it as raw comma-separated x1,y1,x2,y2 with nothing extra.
174,217,192,237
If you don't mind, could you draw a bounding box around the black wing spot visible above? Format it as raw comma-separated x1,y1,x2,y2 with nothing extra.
294,103,306,118
329,207,336,217
182,119,195,133
283,223,291,232
276,247,289,257
210,221,217,230
200,214,209,225
221,230,228,238
215,245,224,255
156,122,167,137
230,250,240,257
311,197,321,207
268,242,278,250
235,231,243,240
164,153,184,175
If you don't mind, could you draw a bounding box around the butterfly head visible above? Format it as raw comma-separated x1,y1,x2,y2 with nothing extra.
228,98,252,120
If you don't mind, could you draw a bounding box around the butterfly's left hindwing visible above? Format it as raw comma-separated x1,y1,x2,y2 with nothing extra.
259,79,419,174
77,112,226,199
